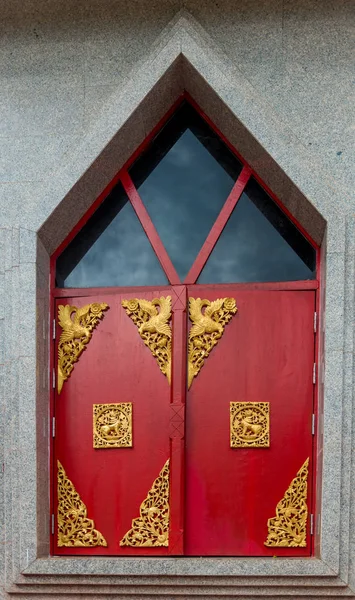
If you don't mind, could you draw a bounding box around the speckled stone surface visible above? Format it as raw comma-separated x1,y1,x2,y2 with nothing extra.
0,2,354,598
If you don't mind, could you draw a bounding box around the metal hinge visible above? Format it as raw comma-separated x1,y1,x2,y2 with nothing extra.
312,414,316,435
52,417,56,438
52,368,55,389
313,312,317,333
51,514,55,535
313,363,317,384
53,319,56,340
310,513,314,536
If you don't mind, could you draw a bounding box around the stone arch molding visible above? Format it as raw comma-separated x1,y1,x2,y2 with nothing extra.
3,10,354,599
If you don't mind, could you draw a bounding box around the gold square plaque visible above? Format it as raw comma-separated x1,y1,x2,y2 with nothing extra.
93,403,132,448
230,402,270,448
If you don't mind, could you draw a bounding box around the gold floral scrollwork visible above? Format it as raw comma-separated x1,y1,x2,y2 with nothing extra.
57,302,109,394
264,457,309,547
188,297,237,388
57,461,107,547
120,459,170,547
230,402,270,448
93,403,132,448
121,297,172,384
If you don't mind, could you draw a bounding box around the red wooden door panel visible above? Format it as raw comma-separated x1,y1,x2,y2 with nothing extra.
54,288,171,555
185,286,315,556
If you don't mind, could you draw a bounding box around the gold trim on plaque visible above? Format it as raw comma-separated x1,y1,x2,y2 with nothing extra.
188,297,237,388
120,459,170,547
121,297,172,383
57,302,109,394
93,403,132,448
230,402,270,448
264,457,309,547
57,461,107,547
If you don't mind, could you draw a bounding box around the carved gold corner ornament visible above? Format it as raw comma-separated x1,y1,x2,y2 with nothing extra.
57,302,109,394
264,457,309,547
57,460,107,547
120,459,170,547
188,297,237,389
93,403,132,448
121,296,172,384
230,402,270,448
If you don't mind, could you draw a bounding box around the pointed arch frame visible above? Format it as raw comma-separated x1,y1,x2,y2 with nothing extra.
52,93,319,291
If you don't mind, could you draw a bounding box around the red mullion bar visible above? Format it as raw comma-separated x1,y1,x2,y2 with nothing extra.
185,165,252,284
168,286,187,555
121,172,181,285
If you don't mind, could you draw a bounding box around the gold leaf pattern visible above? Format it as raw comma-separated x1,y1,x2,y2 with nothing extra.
57,302,109,394
57,461,107,547
188,297,237,388
230,402,270,448
264,458,309,547
93,403,132,448
120,460,170,547
121,297,172,383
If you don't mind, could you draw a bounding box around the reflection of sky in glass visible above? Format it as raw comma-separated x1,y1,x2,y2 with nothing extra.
198,193,315,284
136,129,235,281
63,201,168,288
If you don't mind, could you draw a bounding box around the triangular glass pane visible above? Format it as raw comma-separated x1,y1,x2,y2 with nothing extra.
56,182,168,288
198,178,316,284
129,102,242,281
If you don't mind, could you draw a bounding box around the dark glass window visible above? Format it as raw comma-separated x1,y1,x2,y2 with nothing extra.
129,102,242,281
56,182,168,288
198,178,316,284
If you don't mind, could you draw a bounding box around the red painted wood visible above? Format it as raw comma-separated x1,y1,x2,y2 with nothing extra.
53,280,318,299
184,280,318,292
50,93,321,558
121,172,181,285
185,166,252,283
185,286,315,556
53,285,173,298
168,286,187,554
54,289,172,556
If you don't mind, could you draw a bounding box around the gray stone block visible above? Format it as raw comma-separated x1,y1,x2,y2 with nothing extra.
0,134,81,184
18,263,37,358
0,78,84,138
83,0,180,87
18,355,37,570
321,348,344,570
324,252,346,352
20,228,36,264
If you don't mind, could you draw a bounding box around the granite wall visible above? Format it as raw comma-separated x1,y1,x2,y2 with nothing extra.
0,1,354,598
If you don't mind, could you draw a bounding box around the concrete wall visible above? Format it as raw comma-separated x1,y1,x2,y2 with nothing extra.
0,1,354,598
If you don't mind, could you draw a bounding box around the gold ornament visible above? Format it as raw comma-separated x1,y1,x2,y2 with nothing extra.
120,460,170,547
188,297,237,388
230,402,270,448
121,296,172,383
93,403,132,448
265,458,309,547
57,461,107,547
57,302,109,394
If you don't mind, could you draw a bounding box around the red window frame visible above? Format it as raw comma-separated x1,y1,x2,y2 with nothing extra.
49,93,320,556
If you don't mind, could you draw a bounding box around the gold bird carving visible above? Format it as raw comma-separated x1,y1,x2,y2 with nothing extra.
138,297,172,339
188,298,225,340
58,304,105,345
